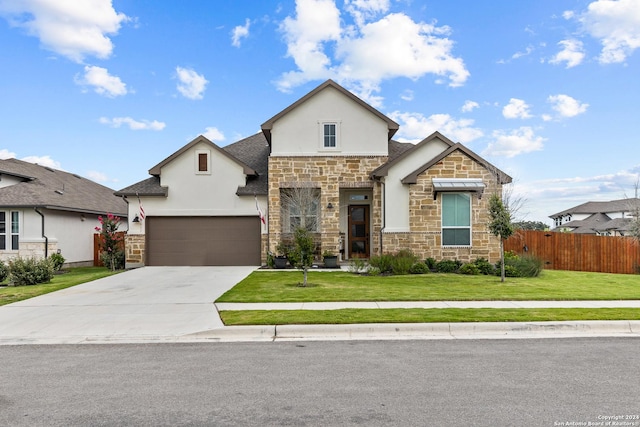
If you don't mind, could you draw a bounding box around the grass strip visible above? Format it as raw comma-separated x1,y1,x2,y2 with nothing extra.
220,308,640,326
216,270,640,303
0,267,121,306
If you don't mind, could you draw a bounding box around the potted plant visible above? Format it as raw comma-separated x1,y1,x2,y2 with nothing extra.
274,241,290,269
323,250,338,268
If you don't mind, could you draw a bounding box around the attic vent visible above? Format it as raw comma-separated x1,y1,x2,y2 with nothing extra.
54,189,64,195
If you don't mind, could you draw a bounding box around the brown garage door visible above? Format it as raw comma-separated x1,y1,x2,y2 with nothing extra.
146,216,261,266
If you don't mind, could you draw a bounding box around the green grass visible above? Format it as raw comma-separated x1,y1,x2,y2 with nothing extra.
0,267,121,306
220,308,640,326
216,270,640,303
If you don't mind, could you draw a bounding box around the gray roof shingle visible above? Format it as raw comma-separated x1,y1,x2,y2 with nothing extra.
0,158,127,216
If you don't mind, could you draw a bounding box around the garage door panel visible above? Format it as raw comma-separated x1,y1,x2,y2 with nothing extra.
146,217,260,266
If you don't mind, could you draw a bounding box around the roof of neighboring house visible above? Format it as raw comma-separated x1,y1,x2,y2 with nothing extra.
550,198,640,218
595,217,632,232
561,213,612,234
261,79,400,144
0,158,127,216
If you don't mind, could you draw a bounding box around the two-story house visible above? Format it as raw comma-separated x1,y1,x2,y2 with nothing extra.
116,80,511,267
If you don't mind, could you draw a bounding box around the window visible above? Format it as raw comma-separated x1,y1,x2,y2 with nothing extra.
442,193,471,246
195,150,211,174
0,212,5,250
324,123,336,147
11,211,18,250
281,188,320,232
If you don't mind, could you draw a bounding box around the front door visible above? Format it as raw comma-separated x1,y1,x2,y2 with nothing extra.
348,205,369,258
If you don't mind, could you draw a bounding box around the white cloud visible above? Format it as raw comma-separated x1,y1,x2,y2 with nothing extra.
549,39,585,68
577,0,640,64
21,155,63,169
389,111,483,144
0,0,129,62
85,170,108,182
502,98,532,119
547,94,589,118
99,116,166,131
175,66,208,100
203,127,225,142
461,100,479,112
0,148,16,159
483,127,546,158
277,0,469,104
75,65,127,97
400,90,413,101
231,18,250,47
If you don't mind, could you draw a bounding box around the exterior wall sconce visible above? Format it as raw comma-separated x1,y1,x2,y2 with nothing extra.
132,215,140,223
327,203,334,209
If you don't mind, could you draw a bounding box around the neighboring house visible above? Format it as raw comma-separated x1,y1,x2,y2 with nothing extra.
550,198,640,236
0,158,128,266
116,79,511,267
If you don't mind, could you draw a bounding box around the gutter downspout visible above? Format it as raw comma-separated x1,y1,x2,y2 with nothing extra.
34,207,48,258
379,180,385,255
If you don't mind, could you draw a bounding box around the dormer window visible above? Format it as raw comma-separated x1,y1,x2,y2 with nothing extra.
319,121,340,150
195,150,211,175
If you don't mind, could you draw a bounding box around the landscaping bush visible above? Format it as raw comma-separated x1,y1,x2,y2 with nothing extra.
8,257,54,286
435,259,461,273
473,257,495,275
0,260,7,282
49,253,66,272
367,266,381,276
391,249,418,275
459,263,480,275
495,252,543,278
425,257,437,271
348,258,367,274
502,265,521,277
409,262,429,274
369,254,395,274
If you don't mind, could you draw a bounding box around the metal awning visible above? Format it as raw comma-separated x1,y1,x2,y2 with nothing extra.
432,178,485,199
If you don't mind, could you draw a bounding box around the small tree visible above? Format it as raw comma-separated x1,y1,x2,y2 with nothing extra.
287,227,315,286
488,193,515,282
95,213,124,271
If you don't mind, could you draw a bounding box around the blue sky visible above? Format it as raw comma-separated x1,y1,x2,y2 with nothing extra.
1,0,639,225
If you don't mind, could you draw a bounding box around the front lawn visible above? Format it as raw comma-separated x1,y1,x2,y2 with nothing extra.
0,267,121,306
216,269,640,303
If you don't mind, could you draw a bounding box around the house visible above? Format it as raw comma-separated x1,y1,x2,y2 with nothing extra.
116,79,511,268
550,198,640,236
0,158,128,266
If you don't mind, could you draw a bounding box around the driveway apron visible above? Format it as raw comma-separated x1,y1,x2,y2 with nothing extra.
0,266,256,344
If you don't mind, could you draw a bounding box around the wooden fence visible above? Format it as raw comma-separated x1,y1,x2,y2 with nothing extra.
93,232,126,267
504,230,640,274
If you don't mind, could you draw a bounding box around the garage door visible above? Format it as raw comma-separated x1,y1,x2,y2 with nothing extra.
146,216,261,266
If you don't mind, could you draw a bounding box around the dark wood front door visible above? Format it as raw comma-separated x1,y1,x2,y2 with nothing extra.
348,205,369,258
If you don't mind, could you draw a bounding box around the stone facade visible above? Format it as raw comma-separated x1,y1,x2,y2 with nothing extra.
124,234,145,266
268,155,388,259
382,150,503,263
0,240,59,262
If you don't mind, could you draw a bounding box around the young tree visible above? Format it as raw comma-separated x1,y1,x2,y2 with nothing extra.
280,187,319,286
488,193,515,282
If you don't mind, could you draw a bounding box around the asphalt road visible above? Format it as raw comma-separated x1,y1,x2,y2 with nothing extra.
1,338,639,426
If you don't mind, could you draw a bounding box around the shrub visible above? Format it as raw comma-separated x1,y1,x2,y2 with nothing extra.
0,260,7,282
8,257,53,286
391,249,418,275
510,255,544,277
425,257,437,271
367,266,381,276
49,253,66,272
369,254,395,274
435,259,461,273
473,257,495,275
459,263,480,275
409,262,429,274
95,213,124,271
502,265,521,277
348,258,367,274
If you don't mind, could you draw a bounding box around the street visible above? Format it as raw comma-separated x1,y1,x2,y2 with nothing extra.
1,338,639,426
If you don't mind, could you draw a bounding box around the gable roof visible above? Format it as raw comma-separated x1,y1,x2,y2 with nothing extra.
0,158,127,215
561,212,612,234
260,79,399,145
550,198,640,218
148,135,257,176
370,131,512,185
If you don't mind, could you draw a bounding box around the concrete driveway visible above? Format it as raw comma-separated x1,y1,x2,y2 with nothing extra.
0,266,256,345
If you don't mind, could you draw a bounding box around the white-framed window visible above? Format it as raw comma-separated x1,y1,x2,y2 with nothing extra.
0,211,19,250
441,193,471,246
281,188,320,233
319,121,340,150
195,149,211,175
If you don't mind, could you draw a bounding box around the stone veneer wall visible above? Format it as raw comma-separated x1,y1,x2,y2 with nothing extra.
382,150,504,264
268,156,388,259
124,234,145,266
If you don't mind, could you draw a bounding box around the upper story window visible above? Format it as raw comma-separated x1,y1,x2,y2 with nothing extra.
319,121,340,150
442,193,471,247
195,150,211,175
